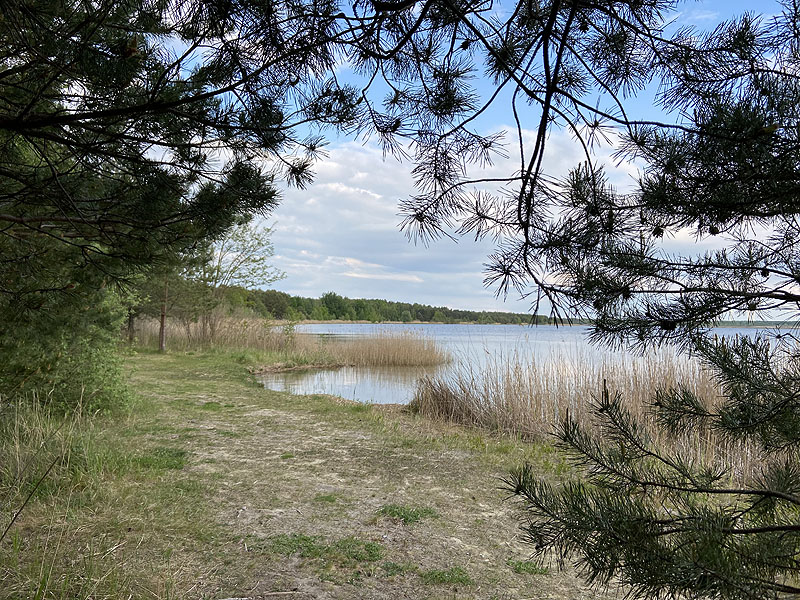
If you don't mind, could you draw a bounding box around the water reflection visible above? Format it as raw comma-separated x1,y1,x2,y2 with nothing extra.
259,364,444,404
259,323,592,404
258,323,777,405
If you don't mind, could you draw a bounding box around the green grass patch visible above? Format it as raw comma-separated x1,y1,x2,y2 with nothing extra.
270,533,326,558
331,536,383,562
381,561,417,577
378,503,438,525
132,446,188,470
314,493,338,503
507,558,548,575
419,566,473,585
200,401,223,411
269,534,383,567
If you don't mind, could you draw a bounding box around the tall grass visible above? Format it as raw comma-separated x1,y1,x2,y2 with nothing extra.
410,350,760,481
136,316,291,352
134,318,450,367
0,394,80,514
0,395,135,597
324,330,450,367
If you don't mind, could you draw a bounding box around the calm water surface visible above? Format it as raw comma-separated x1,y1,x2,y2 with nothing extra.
258,322,777,405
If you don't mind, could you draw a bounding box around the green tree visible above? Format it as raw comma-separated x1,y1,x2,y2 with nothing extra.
321,292,349,320
0,232,127,409
255,290,292,320
0,0,356,397
185,220,285,341
4,0,800,593
310,304,331,321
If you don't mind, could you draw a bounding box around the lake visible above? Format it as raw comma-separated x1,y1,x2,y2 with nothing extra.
257,322,776,405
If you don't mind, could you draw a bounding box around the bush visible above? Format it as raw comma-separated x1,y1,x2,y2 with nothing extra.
0,288,128,412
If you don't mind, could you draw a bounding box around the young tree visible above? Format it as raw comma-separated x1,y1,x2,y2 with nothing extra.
185,220,285,341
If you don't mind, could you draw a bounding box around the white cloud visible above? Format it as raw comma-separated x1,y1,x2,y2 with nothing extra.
675,9,720,25
262,124,735,314
260,133,593,312
343,271,424,283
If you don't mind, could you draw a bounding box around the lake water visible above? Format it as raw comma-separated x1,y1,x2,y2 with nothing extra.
257,322,777,405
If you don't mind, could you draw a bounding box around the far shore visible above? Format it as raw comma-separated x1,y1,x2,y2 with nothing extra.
271,318,798,328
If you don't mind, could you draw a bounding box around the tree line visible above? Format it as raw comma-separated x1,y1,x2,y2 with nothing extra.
125,221,547,344
204,287,548,325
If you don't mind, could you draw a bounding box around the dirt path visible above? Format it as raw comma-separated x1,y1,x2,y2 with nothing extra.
125,352,618,600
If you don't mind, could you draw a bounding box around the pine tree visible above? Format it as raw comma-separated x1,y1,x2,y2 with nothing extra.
0,0,362,290
335,0,800,596
3,1,800,592
0,0,357,399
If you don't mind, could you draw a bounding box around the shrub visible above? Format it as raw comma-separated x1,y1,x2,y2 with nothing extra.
0,288,128,412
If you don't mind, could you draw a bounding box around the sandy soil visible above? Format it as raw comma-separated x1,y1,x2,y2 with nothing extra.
172,385,621,600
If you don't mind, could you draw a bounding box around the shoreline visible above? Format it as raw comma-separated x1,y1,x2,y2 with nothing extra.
1,350,605,598
275,319,798,328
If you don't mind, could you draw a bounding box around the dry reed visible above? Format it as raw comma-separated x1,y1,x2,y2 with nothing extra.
410,349,760,482
324,330,450,367
133,318,449,367
136,316,291,352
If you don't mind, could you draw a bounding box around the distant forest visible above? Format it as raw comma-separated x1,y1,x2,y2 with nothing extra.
217,288,791,327
232,288,549,324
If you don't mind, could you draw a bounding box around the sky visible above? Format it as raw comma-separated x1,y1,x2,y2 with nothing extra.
265,0,774,314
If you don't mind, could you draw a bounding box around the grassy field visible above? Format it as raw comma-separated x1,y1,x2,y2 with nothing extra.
0,349,610,600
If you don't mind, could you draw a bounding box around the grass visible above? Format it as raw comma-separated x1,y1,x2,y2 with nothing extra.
314,492,338,503
0,349,605,599
0,367,230,599
381,561,417,577
269,533,383,566
377,503,438,524
269,533,326,558
409,349,761,482
132,446,188,470
419,566,474,585
136,317,450,367
508,558,548,575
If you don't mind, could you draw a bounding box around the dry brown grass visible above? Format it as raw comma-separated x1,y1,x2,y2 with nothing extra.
136,316,290,352
134,318,449,367
410,350,760,481
323,330,450,367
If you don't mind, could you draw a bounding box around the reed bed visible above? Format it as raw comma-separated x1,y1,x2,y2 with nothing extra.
324,330,450,367
136,316,292,353
410,349,760,482
134,318,449,367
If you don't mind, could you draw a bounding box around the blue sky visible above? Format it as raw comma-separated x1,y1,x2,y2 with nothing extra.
266,0,777,314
